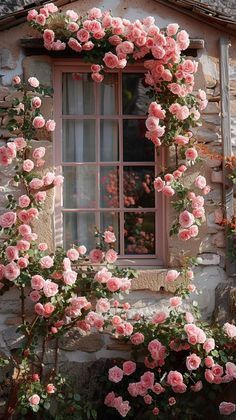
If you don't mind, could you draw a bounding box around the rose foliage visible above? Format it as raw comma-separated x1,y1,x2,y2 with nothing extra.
0,3,234,419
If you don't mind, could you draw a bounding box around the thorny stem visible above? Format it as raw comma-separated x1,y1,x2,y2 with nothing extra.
20,286,26,326
39,336,47,378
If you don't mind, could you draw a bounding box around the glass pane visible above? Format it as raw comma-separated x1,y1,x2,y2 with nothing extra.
63,166,96,209
123,120,154,162
63,212,96,250
99,73,118,115
62,73,94,115
100,120,119,161
100,166,119,208
124,212,155,255
124,167,155,208
62,119,95,162
122,73,152,115
100,212,119,252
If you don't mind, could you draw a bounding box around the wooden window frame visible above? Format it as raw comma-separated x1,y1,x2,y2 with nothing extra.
53,60,168,266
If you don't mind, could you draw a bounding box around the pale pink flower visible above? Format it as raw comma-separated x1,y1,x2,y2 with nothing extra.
23,159,34,172
6,246,19,261
46,384,56,394
140,371,155,389
169,296,182,308
44,302,55,317
63,270,77,285
162,185,175,196
31,275,45,290
88,7,102,19
190,380,203,392
179,210,195,228
96,297,110,313
29,290,41,302
43,280,58,297
103,52,119,68
18,224,31,236
130,332,145,345
36,14,46,25
35,302,45,316
40,255,54,269
18,195,30,208
189,225,199,237
89,248,104,263
45,119,56,131
0,211,16,228
14,137,27,150
166,23,179,36
145,116,160,132
33,116,45,129
123,361,136,375
219,402,236,416
167,370,184,387
29,394,40,405
186,353,201,370
4,262,20,281
203,338,215,353
67,248,79,261
165,269,179,283
17,257,28,268
151,311,167,324
12,75,21,84
107,277,121,292
28,77,39,88
32,147,45,159
195,175,207,189
204,356,214,368
91,73,104,83
34,191,46,202
105,249,117,263
104,230,116,243
223,322,236,338
94,267,112,283
43,29,55,44
185,147,198,161
78,245,87,255
154,177,164,192
67,22,79,32
108,366,123,383
179,230,191,243
53,175,64,186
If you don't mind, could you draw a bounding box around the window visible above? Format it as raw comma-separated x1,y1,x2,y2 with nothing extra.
54,62,166,265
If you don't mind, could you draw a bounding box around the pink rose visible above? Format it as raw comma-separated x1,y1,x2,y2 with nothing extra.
103,52,119,69
105,249,117,263
36,14,46,25
186,353,201,370
0,211,16,228
68,38,82,52
33,116,45,129
46,383,56,394
18,195,30,208
195,175,207,189
43,280,58,297
31,275,45,290
40,255,54,269
154,177,164,192
166,23,179,36
34,191,46,202
145,116,160,132
53,175,64,186
91,73,104,83
29,290,41,302
6,246,19,261
67,248,79,261
14,137,26,150
205,356,214,368
32,147,45,159
189,225,199,237
18,224,31,236
28,77,39,88
174,135,189,145
140,371,155,389
179,210,195,228
167,371,184,387
31,96,41,108
45,119,56,131
185,147,198,161
29,394,40,405
35,302,45,316
89,248,104,263
104,230,116,243
108,366,123,383
130,332,144,345
162,185,175,196
219,402,236,416
77,29,90,43
177,30,190,50
96,297,110,313
223,322,236,338
63,270,77,285
169,296,182,308
123,361,136,375
225,362,236,378
43,29,55,44
67,22,79,32
165,270,179,283
88,7,102,19
12,75,21,84
17,257,28,268
107,277,121,292
4,262,20,281
190,380,203,392
78,245,86,255
151,311,167,324
203,338,215,353
23,159,34,172
44,302,55,317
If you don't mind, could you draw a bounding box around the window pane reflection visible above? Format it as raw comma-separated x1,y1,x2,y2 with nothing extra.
100,120,119,161
124,212,155,255
62,73,94,115
62,119,95,162
63,166,96,209
100,166,119,208
122,73,152,115
124,167,155,208
99,73,118,115
123,120,154,162
63,212,96,250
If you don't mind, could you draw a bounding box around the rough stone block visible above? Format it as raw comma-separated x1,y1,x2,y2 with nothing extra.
212,231,225,248
197,253,221,265
2,326,25,350
214,279,236,324
59,330,104,353
23,56,53,87
211,170,223,183
0,49,15,70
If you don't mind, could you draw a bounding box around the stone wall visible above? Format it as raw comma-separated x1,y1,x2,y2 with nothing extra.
0,0,235,363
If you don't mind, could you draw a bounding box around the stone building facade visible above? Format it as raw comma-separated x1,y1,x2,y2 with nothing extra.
0,0,235,362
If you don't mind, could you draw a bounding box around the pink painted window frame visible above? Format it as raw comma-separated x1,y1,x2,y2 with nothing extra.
53,60,167,266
